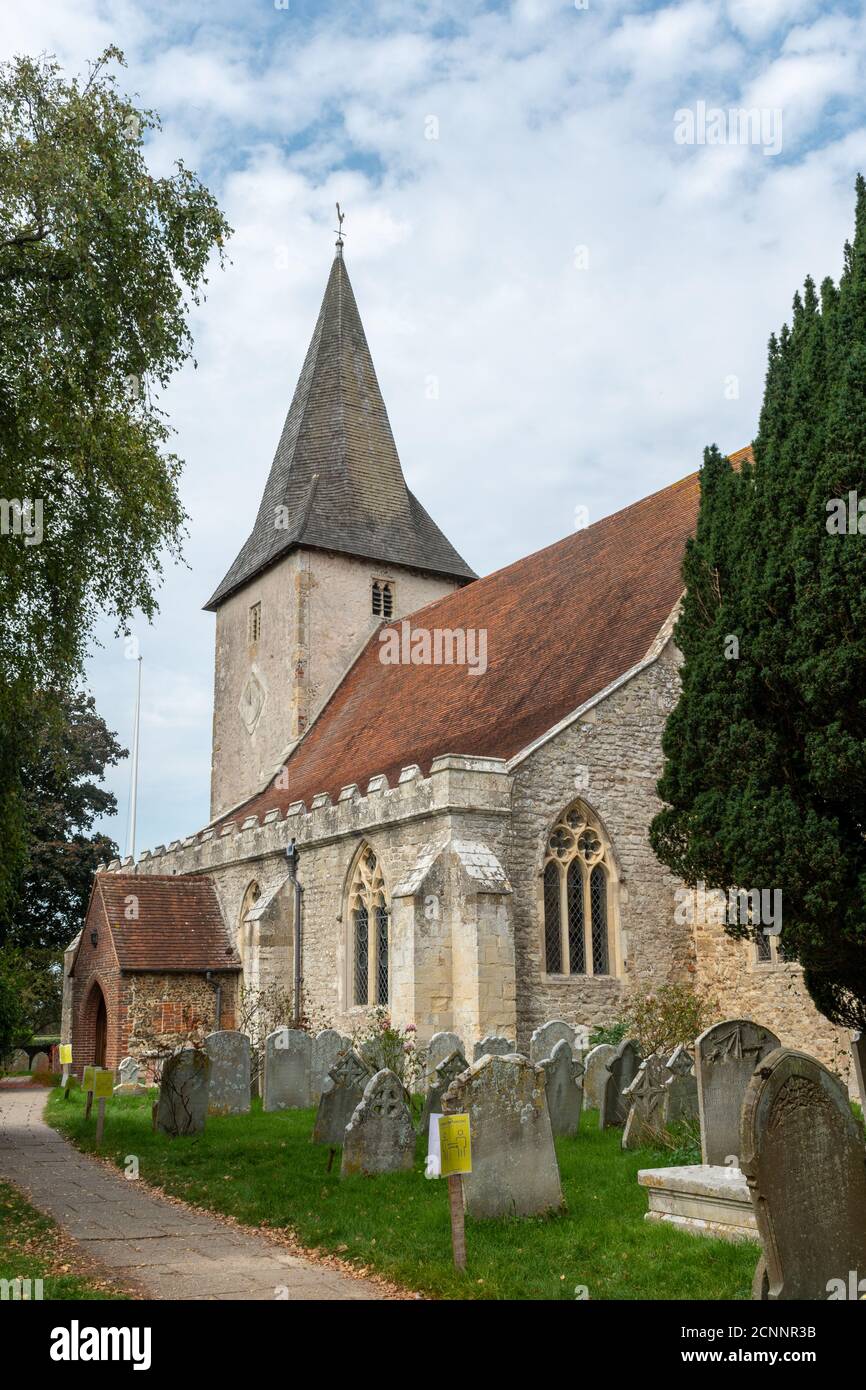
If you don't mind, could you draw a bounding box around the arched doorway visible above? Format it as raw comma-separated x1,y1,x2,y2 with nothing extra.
92,987,108,1067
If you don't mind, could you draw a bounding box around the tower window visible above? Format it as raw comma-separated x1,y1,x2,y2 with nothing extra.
248,602,261,644
371,580,394,619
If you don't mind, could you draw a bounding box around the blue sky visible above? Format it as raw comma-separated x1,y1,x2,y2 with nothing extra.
4,0,866,855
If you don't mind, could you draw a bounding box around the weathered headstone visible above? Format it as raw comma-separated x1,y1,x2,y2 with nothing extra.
341,1069,415,1177
741,1047,866,1300
30,1052,49,1073
312,1048,372,1146
425,1031,465,1084
311,1029,349,1101
156,1047,210,1137
205,1030,251,1115
118,1056,139,1086
8,1049,29,1074
472,1034,516,1062
695,1019,780,1167
622,1052,669,1149
530,1019,578,1063
114,1056,147,1096
420,1048,469,1142
442,1053,563,1219
263,1027,312,1111
542,1038,585,1138
583,1043,615,1110
663,1044,699,1127
599,1038,641,1129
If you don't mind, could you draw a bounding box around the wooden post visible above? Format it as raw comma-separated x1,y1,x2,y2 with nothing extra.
447,1173,466,1271
95,1097,106,1148
84,1086,94,1121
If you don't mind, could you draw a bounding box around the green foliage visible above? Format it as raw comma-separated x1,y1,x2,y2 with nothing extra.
0,688,124,954
650,176,866,1030
0,47,230,913
588,1020,628,1048
352,1005,421,1091
622,982,718,1058
48,1088,757,1301
0,950,30,1055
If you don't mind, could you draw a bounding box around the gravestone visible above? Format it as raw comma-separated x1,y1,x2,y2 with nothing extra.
530,1020,578,1063
599,1038,642,1129
8,1049,29,1074
114,1056,147,1096
425,1031,464,1084
341,1069,415,1177
312,1048,372,1146
263,1027,312,1111
695,1019,779,1167
622,1053,669,1149
583,1044,615,1110
442,1053,563,1219
472,1034,516,1062
542,1038,585,1137
205,1030,250,1115
156,1047,210,1137
741,1046,866,1300
311,1029,349,1101
118,1056,139,1085
663,1044,699,1127
30,1052,49,1073
420,1048,469,1143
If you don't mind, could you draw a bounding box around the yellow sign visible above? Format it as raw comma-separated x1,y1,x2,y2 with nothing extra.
59,1044,72,1065
82,1066,95,1093
438,1114,472,1175
93,1070,115,1099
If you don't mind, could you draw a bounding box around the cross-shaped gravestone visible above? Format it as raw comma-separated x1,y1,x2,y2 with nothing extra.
622,1052,668,1149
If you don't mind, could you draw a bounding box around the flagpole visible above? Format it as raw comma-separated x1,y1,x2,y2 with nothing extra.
128,655,142,860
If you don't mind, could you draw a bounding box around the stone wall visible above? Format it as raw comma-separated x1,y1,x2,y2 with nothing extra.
509,641,691,1048
209,546,461,819
691,917,853,1089
124,972,238,1060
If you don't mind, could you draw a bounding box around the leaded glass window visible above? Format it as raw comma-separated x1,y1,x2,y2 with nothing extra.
542,801,616,976
348,846,389,1006
589,865,609,975
566,859,586,975
543,861,562,974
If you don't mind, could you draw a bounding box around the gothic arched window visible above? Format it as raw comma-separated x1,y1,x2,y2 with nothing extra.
542,802,616,976
348,846,389,1006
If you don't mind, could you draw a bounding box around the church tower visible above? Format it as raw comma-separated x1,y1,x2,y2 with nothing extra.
204,237,476,820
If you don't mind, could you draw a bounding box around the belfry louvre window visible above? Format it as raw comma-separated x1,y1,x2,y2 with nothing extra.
542,802,615,976
371,580,394,619
349,846,389,1005
248,602,261,644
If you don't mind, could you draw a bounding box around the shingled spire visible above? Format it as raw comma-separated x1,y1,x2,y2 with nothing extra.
205,249,475,610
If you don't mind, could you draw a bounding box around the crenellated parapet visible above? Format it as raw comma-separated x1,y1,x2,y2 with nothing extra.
104,755,513,878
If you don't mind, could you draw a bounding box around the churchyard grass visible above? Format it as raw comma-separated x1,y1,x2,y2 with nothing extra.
0,1179,130,1300
47,1088,757,1300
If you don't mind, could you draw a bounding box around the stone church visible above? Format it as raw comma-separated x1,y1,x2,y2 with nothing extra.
64,240,853,1084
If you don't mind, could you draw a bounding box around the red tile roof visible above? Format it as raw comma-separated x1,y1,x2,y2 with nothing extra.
219,456,755,829
88,875,241,973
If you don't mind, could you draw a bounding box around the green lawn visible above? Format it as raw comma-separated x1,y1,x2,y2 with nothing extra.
47,1087,758,1301
0,1180,130,1300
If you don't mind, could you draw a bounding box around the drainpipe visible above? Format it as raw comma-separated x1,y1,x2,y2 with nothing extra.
285,840,303,1026
205,970,222,1030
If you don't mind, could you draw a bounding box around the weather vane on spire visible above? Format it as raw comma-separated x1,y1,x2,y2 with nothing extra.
335,202,346,251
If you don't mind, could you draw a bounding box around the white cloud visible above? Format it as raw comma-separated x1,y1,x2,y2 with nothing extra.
3,0,865,851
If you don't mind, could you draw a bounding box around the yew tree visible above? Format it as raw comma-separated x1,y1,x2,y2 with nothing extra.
650,177,866,1030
